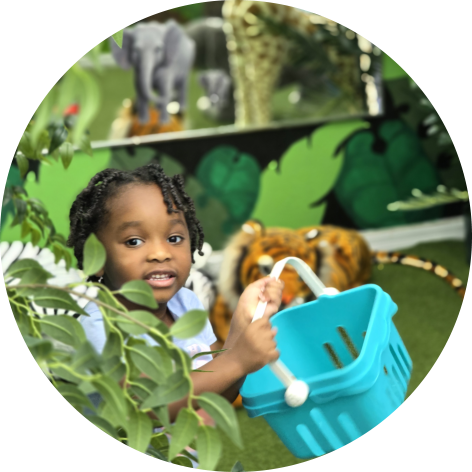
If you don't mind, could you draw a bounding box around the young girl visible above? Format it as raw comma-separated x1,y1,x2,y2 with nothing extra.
67,162,283,421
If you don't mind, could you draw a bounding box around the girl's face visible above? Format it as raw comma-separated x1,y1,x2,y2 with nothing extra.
97,183,192,307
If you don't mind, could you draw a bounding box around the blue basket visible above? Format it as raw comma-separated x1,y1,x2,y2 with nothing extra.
241,278,412,459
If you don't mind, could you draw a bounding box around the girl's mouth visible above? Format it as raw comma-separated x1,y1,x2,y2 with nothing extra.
145,272,176,288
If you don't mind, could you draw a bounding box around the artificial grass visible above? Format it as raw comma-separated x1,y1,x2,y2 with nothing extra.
215,240,470,472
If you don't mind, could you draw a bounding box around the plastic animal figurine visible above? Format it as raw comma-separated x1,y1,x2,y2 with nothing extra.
110,20,195,125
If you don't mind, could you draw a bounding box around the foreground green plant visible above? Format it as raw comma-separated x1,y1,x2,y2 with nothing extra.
6,234,242,470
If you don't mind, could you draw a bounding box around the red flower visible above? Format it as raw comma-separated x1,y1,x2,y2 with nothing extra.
63,103,80,116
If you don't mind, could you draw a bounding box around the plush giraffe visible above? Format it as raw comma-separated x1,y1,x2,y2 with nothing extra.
222,0,317,126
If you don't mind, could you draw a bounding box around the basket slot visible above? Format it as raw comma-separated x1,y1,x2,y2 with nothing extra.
336,326,360,360
385,387,402,410
310,408,344,451
389,345,409,382
323,343,344,369
296,423,326,457
383,366,388,375
337,412,362,442
397,344,413,374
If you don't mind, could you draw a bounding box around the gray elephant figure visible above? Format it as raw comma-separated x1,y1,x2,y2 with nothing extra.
197,70,234,123
110,20,195,124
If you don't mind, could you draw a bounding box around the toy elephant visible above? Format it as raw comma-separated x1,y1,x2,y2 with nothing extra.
110,20,195,125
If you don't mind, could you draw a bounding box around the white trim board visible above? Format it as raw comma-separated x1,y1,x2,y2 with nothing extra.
203,216,468,279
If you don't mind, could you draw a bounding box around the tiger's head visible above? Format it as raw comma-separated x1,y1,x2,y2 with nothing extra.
218,220,320,312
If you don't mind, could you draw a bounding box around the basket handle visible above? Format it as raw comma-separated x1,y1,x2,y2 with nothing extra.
251,257,339,407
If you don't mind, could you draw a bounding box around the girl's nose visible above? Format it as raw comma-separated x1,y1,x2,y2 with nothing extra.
147,242,171,262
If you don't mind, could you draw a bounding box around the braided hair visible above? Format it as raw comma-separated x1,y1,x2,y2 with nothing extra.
67,163,205,276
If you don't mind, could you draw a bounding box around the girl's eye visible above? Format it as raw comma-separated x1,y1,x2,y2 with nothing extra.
168,235,183,244
126,238,143,247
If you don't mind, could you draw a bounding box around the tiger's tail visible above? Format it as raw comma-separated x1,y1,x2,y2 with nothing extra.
372,251,466,298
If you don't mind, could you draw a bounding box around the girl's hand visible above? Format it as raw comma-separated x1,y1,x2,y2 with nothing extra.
227,277,284,346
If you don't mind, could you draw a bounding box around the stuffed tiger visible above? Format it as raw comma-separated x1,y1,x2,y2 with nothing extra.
210,219,466,344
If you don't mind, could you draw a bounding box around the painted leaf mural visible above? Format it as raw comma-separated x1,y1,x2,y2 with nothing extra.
334,119,442,228
251,120,369,228
195,146,260,234
184,175,230,251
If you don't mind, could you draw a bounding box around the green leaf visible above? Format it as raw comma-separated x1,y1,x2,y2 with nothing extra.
59,141,74,169
11,302,31,337
142,371,190,409
63,249,72,271
168,408,199,460
119,280,158,309
102,332,122,360
172,457,194,468
38,315,86,348
16,154,29,178
127,407,153,453
21,219,32,239
170,347,192,373
49,125,68,154
6,258,44,279
169,310,208,340
52,243,63,264
18,267,53,288
150,433,169,456
112,30,124,48
146,445,169,461
56,382,95,412
102,356,126,383
98,401,123,429
30,89,54,149
129,378,158,402
85,415,118,440
152,405,171,430
154,346,173,378
18,132,34,158
78,132,93,156
29,214,45,235
3,186,12,206
71,341,100,373
117,310,160,335
23,335,53,361
27,288,87,316
35,130,51,160
30,227,41,246
128,345,165,383
11,198,27,226
192,349,226,360
231,461,245,472
82,233,106,277
92,376,128,427
50,366,81,384
196,425,222,471
197,392,242,449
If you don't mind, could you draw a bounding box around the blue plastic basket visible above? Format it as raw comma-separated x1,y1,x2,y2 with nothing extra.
240,258,412,459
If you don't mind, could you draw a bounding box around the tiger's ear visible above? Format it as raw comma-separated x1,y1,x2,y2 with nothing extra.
241,219,265,237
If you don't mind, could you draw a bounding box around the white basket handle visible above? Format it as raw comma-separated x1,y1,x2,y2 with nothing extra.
251,257,339,407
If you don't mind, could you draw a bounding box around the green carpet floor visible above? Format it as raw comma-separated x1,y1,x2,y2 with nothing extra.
215,240,470,471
